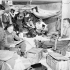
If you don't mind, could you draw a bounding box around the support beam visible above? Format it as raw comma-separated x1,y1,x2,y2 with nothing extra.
13,0,62,5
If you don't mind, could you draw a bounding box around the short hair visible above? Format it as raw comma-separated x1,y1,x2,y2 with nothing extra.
63,18,70,23
32,6,38,12
42,24,45,28
4,24,13,30
34,6,38,12
10,9,15,13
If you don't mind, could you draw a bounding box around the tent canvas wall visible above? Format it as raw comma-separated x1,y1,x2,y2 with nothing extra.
61,0,70,36
4,0,62,35
13,0,62,35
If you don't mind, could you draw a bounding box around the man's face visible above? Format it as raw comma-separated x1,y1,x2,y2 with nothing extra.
63,20,69,28
17,14,23,20
11,10,15,14
7,26,14,33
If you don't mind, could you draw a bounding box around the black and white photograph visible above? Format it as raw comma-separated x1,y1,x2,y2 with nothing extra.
0,0,70,70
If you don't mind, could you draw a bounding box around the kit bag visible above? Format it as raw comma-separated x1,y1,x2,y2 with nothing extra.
25,63,47,70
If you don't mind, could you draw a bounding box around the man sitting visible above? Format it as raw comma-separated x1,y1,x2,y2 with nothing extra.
4,24,26,56
36,19,48,35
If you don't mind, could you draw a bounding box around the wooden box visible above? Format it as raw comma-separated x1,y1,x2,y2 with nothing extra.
27,47,43,63
46,52,69,70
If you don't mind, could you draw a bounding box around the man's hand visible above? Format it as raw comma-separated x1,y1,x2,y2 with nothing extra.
20,38,24,41
10,44,15,47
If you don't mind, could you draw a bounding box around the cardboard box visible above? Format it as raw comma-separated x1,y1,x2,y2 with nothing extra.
27,47,43,63
46,52,69,70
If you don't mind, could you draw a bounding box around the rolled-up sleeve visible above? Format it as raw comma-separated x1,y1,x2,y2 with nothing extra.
13,31,20,41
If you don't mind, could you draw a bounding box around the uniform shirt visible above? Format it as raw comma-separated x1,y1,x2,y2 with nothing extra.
28,21,35,28
36,21,47,30
63,26,70,38
0,27,5,41
36,21,48,33
36,22,42,30
5,31,20,45
0,27,6,49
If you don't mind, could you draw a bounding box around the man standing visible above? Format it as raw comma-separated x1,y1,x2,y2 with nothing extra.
0,6,6,50
62,18,70,38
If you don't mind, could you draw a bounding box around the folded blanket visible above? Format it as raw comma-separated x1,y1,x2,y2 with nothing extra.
32,7,60,19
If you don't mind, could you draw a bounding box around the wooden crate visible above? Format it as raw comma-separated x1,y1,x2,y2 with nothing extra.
0,61,3,70
46,52,69,70
27,47,43,63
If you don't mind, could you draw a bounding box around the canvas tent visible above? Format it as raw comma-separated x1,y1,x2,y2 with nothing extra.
13,0,62,3
12,0,61,19
32,7,60,19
